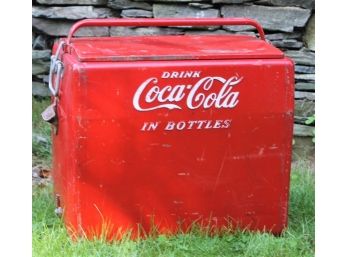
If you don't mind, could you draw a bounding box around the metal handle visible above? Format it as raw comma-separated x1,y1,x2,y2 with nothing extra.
49,41,65,96
66,18,266,44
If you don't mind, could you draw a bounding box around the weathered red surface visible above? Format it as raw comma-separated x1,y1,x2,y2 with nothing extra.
69,35,283,62
51,18,294,239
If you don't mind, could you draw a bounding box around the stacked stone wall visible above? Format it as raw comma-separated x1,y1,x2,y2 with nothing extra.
32,0,315,159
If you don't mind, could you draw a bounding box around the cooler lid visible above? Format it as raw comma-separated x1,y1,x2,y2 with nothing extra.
69,35,284,62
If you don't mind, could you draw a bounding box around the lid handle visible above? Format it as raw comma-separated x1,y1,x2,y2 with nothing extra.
66,18,266,44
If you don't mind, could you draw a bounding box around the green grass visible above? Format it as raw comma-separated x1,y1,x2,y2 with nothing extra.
32,97,314,256
32,97,52,165
32,165,314,257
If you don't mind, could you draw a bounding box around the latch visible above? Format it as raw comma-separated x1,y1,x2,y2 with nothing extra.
41,41,65,134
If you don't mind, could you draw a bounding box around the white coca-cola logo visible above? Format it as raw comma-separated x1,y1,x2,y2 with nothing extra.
132,71,243,111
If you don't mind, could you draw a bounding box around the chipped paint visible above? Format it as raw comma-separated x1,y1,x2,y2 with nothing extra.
197,147,206,162
213,149,228,191
177,172,190,176
173,200,184,205
258,147,265,155
269,144,279,150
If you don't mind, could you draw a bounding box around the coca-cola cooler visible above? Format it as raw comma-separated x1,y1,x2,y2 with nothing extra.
45,18,294,239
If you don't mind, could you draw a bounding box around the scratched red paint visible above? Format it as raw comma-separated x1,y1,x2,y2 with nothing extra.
50,18,294,239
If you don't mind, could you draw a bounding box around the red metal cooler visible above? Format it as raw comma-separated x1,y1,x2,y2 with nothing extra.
46,18,294,239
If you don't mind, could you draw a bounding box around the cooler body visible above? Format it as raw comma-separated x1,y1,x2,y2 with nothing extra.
51,18,294,239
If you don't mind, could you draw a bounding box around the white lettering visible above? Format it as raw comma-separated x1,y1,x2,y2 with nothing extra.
165,121,175,130
132,73,243,112
133,77,182,111
162,72,170,78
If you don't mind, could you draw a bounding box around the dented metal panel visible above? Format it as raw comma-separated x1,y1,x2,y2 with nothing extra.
50,18,294,240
